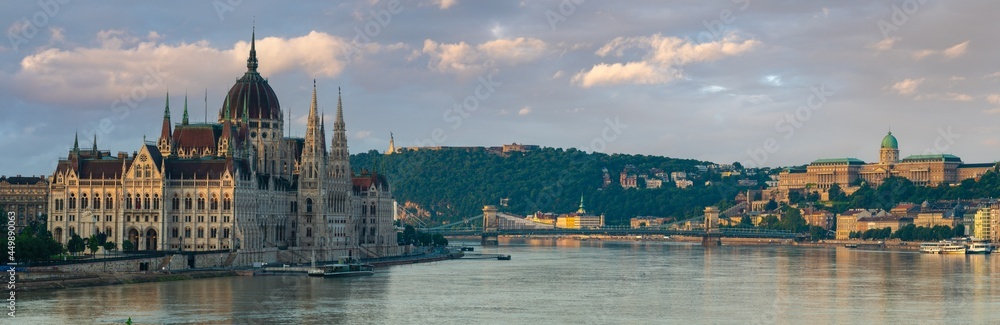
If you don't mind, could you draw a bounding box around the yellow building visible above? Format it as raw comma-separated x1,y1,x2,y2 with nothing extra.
555,196,604,229
779,132,995,190
973,208,992,241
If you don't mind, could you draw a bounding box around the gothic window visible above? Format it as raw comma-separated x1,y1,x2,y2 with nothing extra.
184,196,192,210
197,196,205,210
210,228,217,239
143,194,150,210
172,196,180,210
106,193,113,210
172,227,179,238
306,227,312,237
93,196,100,210
197,227,204,238
153,194,159,210
306,198,313,213
125,194,131,209
134,196,141,210
223,228,230,238
184,227,191,238
223,195,231,210
210,195,218,210
81,194,89,209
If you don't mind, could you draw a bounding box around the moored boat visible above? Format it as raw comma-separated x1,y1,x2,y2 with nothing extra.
307,263,375,277
920,241,966,254
966,241,994,254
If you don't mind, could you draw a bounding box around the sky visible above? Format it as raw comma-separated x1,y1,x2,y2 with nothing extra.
2,0,1000,176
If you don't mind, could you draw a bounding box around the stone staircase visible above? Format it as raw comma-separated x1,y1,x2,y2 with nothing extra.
722,202,748,218
356,245,379,259
158,255,174,271
222,252,238,267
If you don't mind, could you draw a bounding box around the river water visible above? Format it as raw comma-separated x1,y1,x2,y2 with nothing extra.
16,238,1000,324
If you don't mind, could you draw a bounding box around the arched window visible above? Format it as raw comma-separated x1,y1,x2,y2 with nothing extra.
106,193,113,210
81,194,88,209
306,227,312,237
210,227,217,238
125,194,131,209
210,195,218,210
143,194,150,210
144,165,151,178
184,196,192,210
306,198,313,213
172,196,180,210
153,194,160,210
197,227,205,238
184,227,192,238
223,195,231,210
197,195,205,210
134,196,141,210
223,228,230,239
172,227,179,238
93,195,100,210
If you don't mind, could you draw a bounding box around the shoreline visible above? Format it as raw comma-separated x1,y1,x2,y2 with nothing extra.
17,250,463,293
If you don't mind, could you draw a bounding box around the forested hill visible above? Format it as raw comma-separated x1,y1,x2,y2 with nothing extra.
350,147,761,226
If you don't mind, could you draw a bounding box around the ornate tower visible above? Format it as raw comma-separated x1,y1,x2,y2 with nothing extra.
298,80,328,247
221,26,283,174
880,131,899,165
157,92,173,157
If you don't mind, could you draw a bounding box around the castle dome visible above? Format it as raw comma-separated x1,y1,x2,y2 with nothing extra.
881,132,898,149
219,28,281,122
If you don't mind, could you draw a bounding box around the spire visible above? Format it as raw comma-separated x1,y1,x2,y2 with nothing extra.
305,79,320,154
182,93,189,125
247,23,258,72
163,91,170,119
577,194,587,214
335,87,344,130
92,134,98,154
160,92,173,143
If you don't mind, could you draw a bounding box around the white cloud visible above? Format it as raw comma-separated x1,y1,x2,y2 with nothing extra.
943,41,969,59
518,106,531,116
912,41,970,60
573,34,758,88
889,78,924,95
551,70,564,79
983,108,1000,115
355,130,372,139
3,30,390,106
421,37,549,74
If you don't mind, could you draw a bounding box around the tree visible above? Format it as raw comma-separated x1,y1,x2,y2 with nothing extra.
87,234,101,255
809,226,828,241
67,234,86,255
765,199,778,211
828,183,846,202
103,241,117,255
431,234,448,246
122,240,135,252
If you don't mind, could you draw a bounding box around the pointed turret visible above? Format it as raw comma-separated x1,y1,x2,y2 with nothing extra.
92,134,98,155
305,80,321,155
577,194,587,214
182,94,189,125
73,132,79,152
219,97,232,157
158,93,174,157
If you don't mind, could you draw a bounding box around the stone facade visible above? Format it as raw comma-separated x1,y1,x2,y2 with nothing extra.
46,31,399,265
0,175,48,231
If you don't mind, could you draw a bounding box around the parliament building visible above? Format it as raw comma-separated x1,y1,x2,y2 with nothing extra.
46,30,402,265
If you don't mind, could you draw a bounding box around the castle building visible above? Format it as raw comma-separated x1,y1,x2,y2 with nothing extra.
778,132,995,191
46,29,402,264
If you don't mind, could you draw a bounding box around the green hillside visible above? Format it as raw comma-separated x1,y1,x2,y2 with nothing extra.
350,147,765,226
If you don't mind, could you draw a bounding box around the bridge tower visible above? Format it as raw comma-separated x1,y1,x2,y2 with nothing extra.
482,205,499,246
702,206,721,247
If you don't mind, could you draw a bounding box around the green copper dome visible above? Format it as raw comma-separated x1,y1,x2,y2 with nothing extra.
881,132,898,149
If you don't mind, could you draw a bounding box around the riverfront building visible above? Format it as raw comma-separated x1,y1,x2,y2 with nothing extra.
46,30,402,265
0,175,49,231
778,132,995,190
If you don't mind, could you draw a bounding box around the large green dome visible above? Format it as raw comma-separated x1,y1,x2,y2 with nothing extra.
881,132,898,149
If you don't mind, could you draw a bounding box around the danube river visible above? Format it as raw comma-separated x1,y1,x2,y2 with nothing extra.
18,239,1000,324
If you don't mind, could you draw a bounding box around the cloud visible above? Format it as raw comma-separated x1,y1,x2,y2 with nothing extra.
914,92,972,101
983,108,1000,115
912,41,970,60
355,130,372,139
987,94,1000,105
943,41,969,59
435,0,457,9
421,37,549,74
889,78,924,95
518,106,531,116
2,30,390,107
871,37,898,52
573,34,758,87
